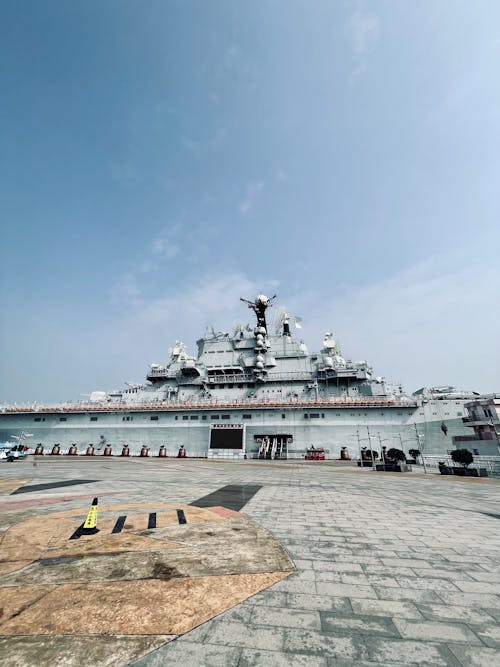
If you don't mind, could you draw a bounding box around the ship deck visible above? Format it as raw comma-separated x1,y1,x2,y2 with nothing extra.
1,457,500,666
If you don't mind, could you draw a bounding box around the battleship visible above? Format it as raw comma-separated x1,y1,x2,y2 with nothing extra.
0,294,483,459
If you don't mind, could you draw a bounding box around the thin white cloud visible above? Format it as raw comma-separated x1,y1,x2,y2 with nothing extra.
239,181,264,215
346,7,380,56
151,237,179,259
345,6,380,84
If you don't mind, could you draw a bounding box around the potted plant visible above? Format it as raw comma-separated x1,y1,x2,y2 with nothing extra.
450,448,473,476
408,448,420,464
386,448,408,472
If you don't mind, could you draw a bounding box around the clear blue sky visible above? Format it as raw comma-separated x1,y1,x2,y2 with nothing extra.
1,1,499,403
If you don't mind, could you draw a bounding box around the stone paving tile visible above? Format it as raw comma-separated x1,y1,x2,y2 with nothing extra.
320,612,400,637
436,591,500,609
395,577,459,591
364,637,459,666
283,628,365,660
448,644,500,667
392,618,481,644
247,590,287,608
350,598,423,620
131,640,242,667
416,603,496,624
326,661,408,667
475,625,500,648
287,593,351,612
239,648,328,666
411,568,473,581
469,571,500,583
204,620,285,651
312,561,364,573
270,578,317,594
251,606,321,630
316,581,378,599
455,580,500,594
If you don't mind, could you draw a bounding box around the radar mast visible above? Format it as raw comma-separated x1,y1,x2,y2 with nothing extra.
240,294,276,333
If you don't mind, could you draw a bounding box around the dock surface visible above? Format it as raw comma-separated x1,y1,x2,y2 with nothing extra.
1,457,500,666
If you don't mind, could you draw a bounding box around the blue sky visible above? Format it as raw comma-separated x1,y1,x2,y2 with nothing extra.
1,1,499,403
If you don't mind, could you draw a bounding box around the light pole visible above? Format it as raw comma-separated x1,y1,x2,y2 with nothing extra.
367,425,376,471
413,423,426,474
377,432,389,464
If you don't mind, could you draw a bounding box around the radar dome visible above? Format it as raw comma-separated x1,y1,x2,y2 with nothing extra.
256,294,268,305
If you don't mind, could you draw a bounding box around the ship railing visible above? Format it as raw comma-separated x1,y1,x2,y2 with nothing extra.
1,397,418,413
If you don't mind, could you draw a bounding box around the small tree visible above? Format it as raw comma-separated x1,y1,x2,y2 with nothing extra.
451,448,473,468
387,448,406,462
408,448,420,461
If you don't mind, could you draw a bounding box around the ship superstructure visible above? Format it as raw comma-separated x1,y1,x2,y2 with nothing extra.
0,295,483,458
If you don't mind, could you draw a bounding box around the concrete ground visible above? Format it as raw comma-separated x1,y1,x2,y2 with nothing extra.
1,457,500,667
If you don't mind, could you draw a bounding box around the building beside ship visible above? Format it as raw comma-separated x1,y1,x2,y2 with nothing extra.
0,294,491,459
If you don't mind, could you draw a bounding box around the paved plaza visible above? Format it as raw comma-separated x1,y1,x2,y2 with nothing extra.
1,457,500,666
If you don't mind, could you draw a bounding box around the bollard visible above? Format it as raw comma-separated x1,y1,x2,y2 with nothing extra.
51,444,61,455
34,444,44,455
68,445,77,456
103,446,112,457
158,445,167,458
140,446,149,457
86,445,95,456
121,445,130,457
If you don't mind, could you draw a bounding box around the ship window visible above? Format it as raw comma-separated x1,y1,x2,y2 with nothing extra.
182,416,188,420
190,415,198,420
202,415,207,420
90,417,98,421
34,417,41,422
174,416,178,420
419,412,424,416
238,384,243,388
397,413,403,416
457,412,462,416
243,414,252,420
221,415,230,420
304,414,309,419
59,417,67,422
150,416,159,421
310,414,320,418
282,413,286,419
211,415,220,420
321,413,325,418
445,412,449,415
228,384,233,389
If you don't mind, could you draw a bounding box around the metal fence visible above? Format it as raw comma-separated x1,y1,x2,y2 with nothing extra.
421,454,500,476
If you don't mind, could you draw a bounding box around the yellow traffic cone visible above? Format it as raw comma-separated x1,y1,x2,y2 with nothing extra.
81,497,99,535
